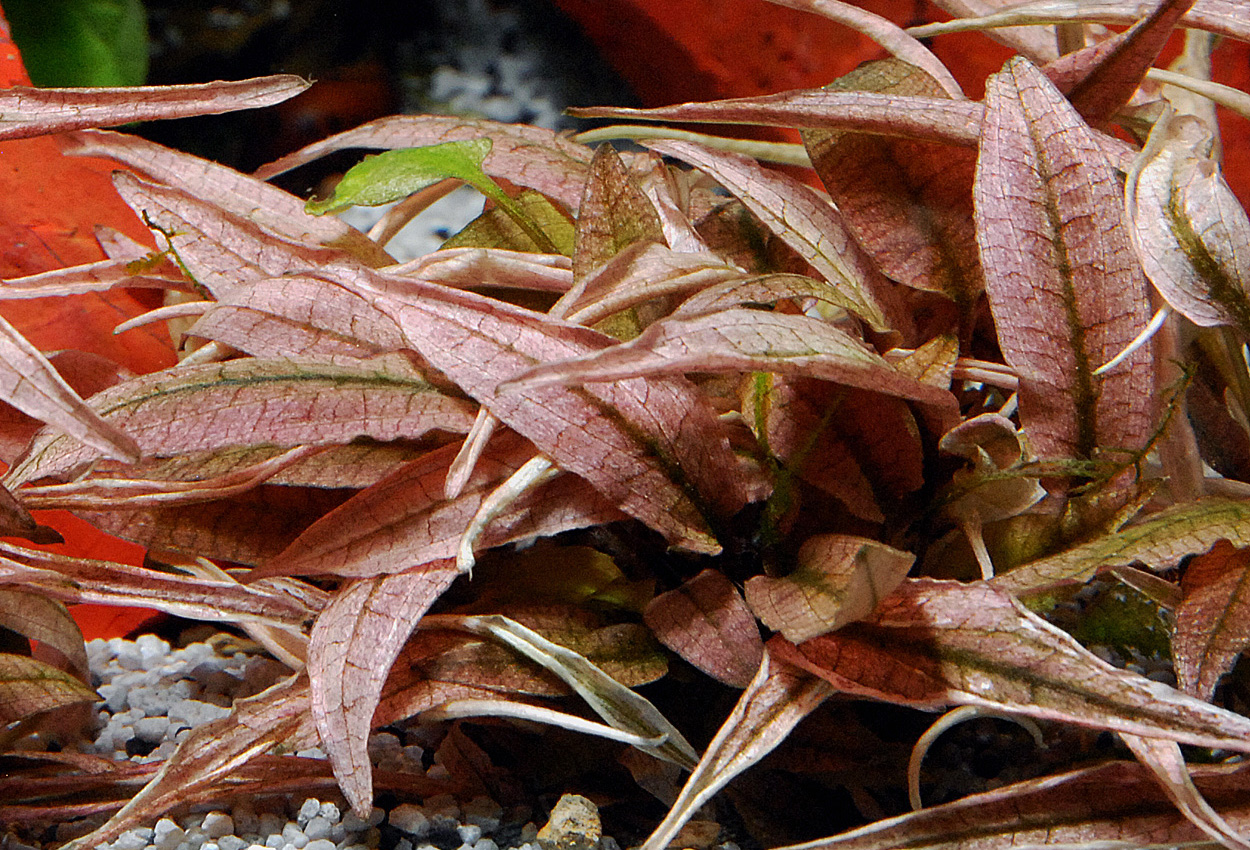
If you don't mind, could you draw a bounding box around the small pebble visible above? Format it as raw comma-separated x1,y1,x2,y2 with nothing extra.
304,815,333,841
298,798,322,826
203,811,235,839
219,837,248,850
390,803,431,838
304,841,336,850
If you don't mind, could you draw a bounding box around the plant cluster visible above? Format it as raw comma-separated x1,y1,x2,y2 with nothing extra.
5,1,1250,848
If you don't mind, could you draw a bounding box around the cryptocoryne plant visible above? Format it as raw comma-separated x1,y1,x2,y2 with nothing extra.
6,1,1250,848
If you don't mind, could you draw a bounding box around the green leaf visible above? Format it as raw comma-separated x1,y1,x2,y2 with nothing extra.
6,0,148,87
307,139,558,253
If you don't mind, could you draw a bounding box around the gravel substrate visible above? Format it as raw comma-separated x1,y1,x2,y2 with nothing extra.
37,632,588,850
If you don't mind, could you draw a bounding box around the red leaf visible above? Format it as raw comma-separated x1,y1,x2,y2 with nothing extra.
1174,540,1250,701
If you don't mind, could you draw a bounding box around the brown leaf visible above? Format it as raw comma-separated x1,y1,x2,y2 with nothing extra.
646,139,910,336
745,535,915,643
0,652,96,725
803,59,982,305
255,433,624,579
974,56,1153,464
254,115,594,212
774,578,1250,751
644,569,763,688
992,497,1250,595
0,254,188,299
640,650,832,850
764,758,1250,850
1174,540,1250,701
0,76,308,141
308,563,460,816
575,144,666,282
0,589,87,680
1122,733,1250,850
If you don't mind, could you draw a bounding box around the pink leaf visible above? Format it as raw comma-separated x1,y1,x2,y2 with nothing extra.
646,139,910,336
308,564,460,816
320,264,761,555
974,56,1153,464
256,433,624,579
64,130,393,267
0,76,308,141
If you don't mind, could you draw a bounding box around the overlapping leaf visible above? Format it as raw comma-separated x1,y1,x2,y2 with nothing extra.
0,653,97,724
1173,540,1250,701
312,263,761,555
774,578,1250,751
644,569,763,688
5,355,475,487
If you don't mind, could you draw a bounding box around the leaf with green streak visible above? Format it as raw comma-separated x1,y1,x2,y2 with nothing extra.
307,139,557,253
1127,110,1250,335
974,57,1154,466
0,653,97,724
4,355,476,488
773,578,1250,754
6,0,147,87
443,189,575,256
993,497,1250,595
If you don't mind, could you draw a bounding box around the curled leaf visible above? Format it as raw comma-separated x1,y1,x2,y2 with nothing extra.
745,534,915,643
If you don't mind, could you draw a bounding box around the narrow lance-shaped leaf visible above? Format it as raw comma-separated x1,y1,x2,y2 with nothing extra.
1127,110,1250,335
61,673,317,850
504,308,958,417
255,433,623,580
764,758,1250,850
425,613,700,769
745,534,916,644
5,355,476,488
643,569,763,689
640,652,833,850
569,90,986,148
63,129,394,266
1173,540,1250,701
993,497,1250,595
0,76,309,141
974,56,1154,464
254,115,594,213
309,564,460,817
773,578,1250,753
646,139,909,336
1122,733,1250,850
